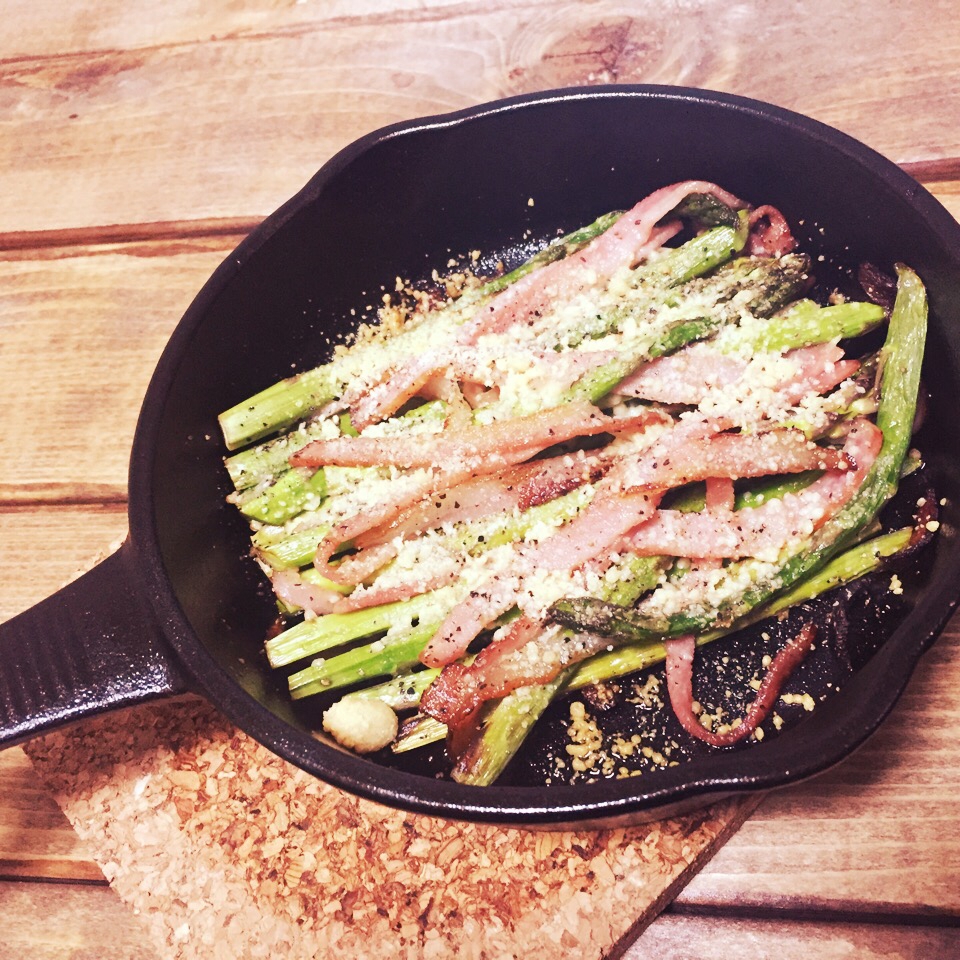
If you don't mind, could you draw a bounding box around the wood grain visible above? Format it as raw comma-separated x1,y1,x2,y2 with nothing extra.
0,880,160,960
625,914,960,960
0,504,127,620
1,0,959,950
0,747,103,883
0,237,241,495
1,1,959,233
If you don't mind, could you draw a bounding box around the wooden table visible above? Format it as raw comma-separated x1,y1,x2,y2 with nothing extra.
1,2,959,956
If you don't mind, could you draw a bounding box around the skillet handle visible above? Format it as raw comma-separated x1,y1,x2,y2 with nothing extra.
0,541,188,748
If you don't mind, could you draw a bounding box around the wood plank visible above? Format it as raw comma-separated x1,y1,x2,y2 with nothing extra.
0,236,242,495
0,747,103,882
1,1,960,233
0,503,128,621
627,914,960,960
1,0,472,57
926,179,960,222
676,623,960,918
0,880,161,960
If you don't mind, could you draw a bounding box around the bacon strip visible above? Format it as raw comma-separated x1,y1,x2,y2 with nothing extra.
345,344,618,430
705,477,735,512
615,427,851,492
534,425,848,572
454,184,739,347
747,204,797,257
664,624,816,746
331,569,461,613
329,455,605,587
312,465,482,584
292,401,664,470
327,541,400,585
306,405,664,584
270,569,343,616
422,617,623,739
524,489,660,573
352,451,609,552
420,576,521,668
346,353,448,431
619,343,859,408
619,348,745,404
420,616,546,731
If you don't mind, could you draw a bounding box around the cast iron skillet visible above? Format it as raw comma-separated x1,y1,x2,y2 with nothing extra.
2,86,959,828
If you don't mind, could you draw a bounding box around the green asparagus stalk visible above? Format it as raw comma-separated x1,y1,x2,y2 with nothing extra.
557,219,750,353
225,399,447,492
393,713,449,754
570,252,811,404
264,585,460,668
253,521,332,571
237,467,327,525
220,366,342,453
225,419,337,491
565,523,913,690
672,192,748,229
218,213,626,450
477,211,623,297
451,676,569,784
717,299,885,354
342,666,442,711
288,620,441,699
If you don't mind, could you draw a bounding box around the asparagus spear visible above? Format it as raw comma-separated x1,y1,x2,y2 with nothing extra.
218,213,625,450
478,211,623,296
288,620,441,699
451,676,569,784
717,299,885,354
570,252,812,404
264,585,461,668
565,524,913,690
341,665,442,711
554,218,750,352
446,556,664,784
237,467,327,525
253,520,332,571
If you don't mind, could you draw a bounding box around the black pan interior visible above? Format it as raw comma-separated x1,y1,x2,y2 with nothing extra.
129,87,960,824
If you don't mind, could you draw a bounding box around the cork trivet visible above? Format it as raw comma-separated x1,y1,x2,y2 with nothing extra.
22,551,762,959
